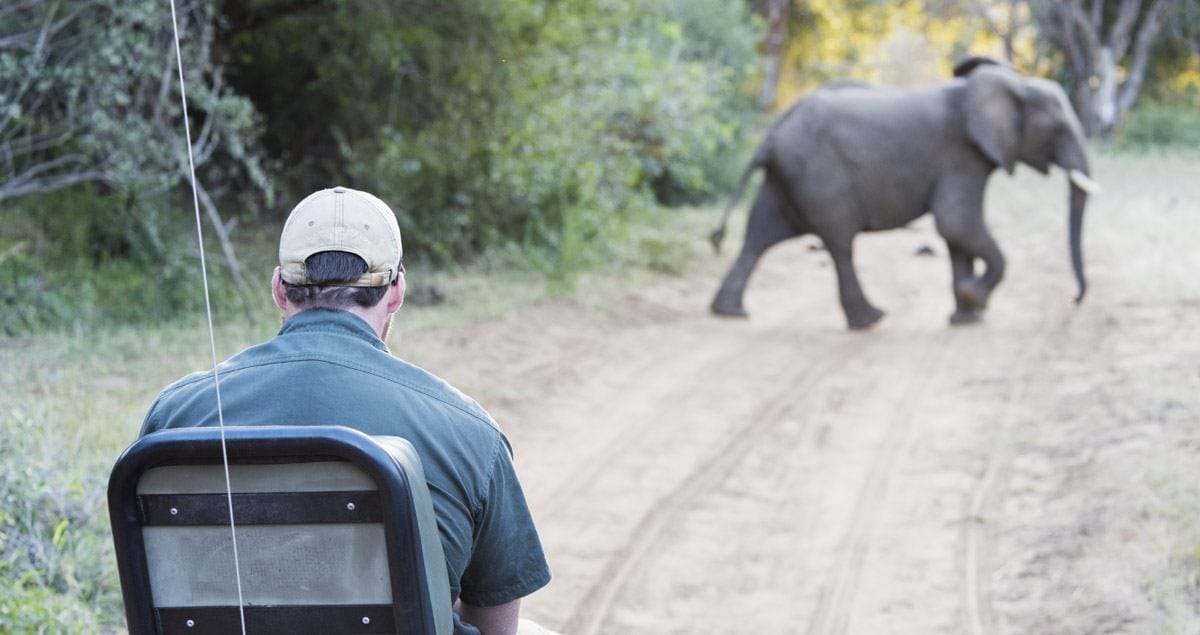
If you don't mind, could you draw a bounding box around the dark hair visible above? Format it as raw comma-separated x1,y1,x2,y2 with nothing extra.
283,251,389,309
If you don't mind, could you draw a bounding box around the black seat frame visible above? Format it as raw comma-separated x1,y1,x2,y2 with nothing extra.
108,425,448,634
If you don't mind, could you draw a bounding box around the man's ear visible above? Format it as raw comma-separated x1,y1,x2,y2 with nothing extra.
386,268,406,313
271,267,288,311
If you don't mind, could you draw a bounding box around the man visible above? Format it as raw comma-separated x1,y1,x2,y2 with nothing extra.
141,186,552,635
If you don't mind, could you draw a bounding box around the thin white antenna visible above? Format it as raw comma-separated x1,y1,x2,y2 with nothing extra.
167,2,247,632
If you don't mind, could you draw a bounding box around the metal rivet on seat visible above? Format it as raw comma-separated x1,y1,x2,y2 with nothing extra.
170,508,179,516
346,502,356,511
186,619,195,628
362,616,370,625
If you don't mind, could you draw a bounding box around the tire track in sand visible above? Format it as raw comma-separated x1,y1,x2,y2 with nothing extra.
802,331,952,635
562,334,866,635
962,302,1072,635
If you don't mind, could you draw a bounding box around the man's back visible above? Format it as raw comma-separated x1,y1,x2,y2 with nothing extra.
141,308,550,609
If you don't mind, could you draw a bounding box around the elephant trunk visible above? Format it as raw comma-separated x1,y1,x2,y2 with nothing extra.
1068,181,1088,303
1056,132,1094,304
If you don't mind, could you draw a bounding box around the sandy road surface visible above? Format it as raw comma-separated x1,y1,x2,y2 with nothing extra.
403,161,1199,634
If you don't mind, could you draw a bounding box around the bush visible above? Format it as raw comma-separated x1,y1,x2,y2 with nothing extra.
4,0,763,332
0,582,100,634
1115,100,1200,151
225,0,762,277
351,0,760,276
0,411,119,632
0,186,267,335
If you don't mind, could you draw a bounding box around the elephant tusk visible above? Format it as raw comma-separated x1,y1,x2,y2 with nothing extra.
1068,169,1101,194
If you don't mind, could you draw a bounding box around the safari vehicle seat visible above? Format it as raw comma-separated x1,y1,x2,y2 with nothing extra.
107,425,453,635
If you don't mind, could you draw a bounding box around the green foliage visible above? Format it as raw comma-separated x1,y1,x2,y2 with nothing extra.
0,582,99,634
3,0,762,334
2,0,271,204
2,0,274,334
0,186,268,335
4,0,761,333
226,0,762,279
1115,100,1200,151
0,410,117,632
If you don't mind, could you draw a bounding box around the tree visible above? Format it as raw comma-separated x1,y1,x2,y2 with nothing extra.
220,0,761,265
961,0,1031,64
754,0,795,109
1,0,271,307
2,1,269,201
1030,0,1181,136
0,0,104,201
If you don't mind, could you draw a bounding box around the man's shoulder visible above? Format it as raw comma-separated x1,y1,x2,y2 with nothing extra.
255,335,505,439
142,329,505,443
369,357,501,433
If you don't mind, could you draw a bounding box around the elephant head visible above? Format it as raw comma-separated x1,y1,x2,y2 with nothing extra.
964,65,1097,302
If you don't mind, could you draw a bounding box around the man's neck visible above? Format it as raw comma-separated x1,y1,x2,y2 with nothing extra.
285,306,389,340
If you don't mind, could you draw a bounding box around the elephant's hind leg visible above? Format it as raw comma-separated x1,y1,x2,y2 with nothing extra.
711,181,801,317
826,237,885,330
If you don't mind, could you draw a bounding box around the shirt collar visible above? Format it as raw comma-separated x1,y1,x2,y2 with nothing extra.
277,309,390,353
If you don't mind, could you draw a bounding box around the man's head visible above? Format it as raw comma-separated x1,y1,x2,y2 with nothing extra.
272,187,406,335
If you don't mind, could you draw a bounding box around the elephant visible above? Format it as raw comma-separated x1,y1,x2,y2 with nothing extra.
709,60,1099,329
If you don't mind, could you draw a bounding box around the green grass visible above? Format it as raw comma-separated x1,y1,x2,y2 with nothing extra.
1114,100,1200,151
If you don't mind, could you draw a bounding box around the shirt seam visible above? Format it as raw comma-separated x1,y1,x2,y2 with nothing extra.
281,323,388,353
475,436,508,518
160,354,497,429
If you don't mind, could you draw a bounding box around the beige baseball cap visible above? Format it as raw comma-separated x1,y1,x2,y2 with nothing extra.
278,186,403,286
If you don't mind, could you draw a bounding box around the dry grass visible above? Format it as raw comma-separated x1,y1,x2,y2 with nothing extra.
987,149,1200,632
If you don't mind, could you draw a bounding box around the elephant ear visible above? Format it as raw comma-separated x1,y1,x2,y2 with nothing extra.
964,65,1024,174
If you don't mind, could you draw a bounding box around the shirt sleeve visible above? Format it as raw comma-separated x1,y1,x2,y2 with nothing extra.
456,437,551,607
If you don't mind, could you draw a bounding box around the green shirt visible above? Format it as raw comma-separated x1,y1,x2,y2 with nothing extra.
141,309,551,608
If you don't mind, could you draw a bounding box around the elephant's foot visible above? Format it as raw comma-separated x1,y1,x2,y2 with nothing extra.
954,278,990,310
846,305,885,330
949,308,983,325
711,292,749,318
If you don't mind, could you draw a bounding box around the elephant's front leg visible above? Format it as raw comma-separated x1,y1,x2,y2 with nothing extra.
945,228,1006,314
933,182,1006,321
947,245,982,324
826,237,885,329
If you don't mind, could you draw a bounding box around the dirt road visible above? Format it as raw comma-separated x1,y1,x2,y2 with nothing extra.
403,159,1199,634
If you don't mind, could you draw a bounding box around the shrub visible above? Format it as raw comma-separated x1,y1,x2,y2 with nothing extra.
224,0,762,276
0,411,119,632
0,186,265,335
1115,100,1200,151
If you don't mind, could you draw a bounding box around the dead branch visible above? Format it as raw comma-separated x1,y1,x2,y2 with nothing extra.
194,178,257,318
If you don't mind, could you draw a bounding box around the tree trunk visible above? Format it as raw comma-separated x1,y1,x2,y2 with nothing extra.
757,0,792,110
1116,0,1179,119
968,0,1024,64
1032,0,1180,138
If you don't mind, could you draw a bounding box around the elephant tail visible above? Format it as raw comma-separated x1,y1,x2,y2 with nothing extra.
710,145,767,254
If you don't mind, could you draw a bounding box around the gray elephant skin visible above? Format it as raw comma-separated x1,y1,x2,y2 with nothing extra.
710,63,1098,329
